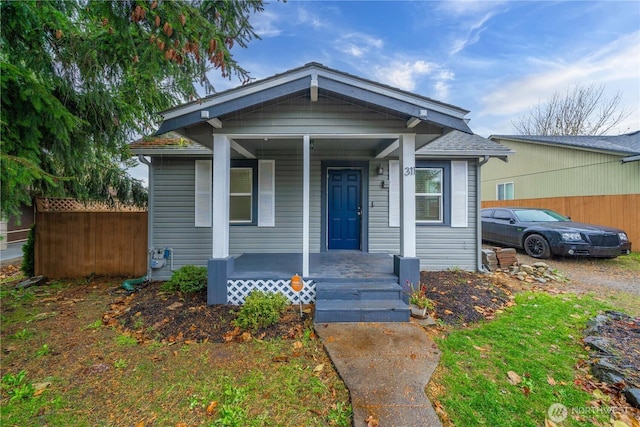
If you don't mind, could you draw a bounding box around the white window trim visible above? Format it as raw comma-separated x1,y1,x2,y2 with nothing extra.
497,182,514,201
416,167,443,223
230,167,253,224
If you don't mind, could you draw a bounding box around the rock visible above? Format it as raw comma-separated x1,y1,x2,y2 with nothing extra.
583,336,613,354
15,275,47,289
532,262,550,269
585,314,609,335
535,277,547,284
591,357,625,384
623,388,640,409
520,265,534,275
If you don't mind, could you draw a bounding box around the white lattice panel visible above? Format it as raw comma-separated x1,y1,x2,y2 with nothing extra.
227,279,316,305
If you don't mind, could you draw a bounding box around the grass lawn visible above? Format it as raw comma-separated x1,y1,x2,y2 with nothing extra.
426,291,636,426
0,279,351,426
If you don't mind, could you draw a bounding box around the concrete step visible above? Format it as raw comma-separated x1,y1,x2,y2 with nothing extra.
314,299,410,323
316,282,404,301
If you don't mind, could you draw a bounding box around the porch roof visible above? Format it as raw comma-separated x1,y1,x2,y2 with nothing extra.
155,62,473,136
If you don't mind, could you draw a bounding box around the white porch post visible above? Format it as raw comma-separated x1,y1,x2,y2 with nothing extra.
212,134,230,258
302,135,310,277
399,134,416,257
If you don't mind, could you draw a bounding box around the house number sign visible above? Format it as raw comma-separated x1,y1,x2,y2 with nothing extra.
404,167,415,176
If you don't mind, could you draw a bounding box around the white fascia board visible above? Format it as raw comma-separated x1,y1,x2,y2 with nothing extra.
416,150,514,158
317,69,468,119
162,68,318,120
163,65,468,121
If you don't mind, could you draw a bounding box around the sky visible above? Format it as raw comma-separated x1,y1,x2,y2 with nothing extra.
128,0,640,183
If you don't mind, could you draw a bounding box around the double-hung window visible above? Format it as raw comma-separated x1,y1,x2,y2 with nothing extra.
230,167,253,223
497,182,514,200
195,159,273,227
415,167,444,223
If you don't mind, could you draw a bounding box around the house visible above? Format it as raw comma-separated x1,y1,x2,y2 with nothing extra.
131,62,512,321
483,132,640,249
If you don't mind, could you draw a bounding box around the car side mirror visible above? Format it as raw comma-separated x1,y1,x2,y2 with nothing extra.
509,219,516,224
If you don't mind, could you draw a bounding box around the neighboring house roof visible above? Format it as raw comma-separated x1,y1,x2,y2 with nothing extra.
489,131,640,162
130,135,211,155
417,130,513,161
156,62,473,135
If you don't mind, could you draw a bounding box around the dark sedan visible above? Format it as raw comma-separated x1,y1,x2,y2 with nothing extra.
481,207,632,259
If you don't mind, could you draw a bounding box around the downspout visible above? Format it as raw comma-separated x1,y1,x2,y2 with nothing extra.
477,156,490,272
138,155,153,281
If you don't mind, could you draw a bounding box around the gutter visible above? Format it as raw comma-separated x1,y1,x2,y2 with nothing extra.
621,154,640,163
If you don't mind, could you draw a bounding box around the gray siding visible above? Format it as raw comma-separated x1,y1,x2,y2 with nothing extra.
150,157,212,280
149,154,478,280
369,160,400,254
417,161,478,271
220,97,407,135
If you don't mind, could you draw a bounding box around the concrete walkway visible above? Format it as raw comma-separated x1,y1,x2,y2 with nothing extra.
315,322,443,427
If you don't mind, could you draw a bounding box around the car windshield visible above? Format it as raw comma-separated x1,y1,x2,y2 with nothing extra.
513,209,569,222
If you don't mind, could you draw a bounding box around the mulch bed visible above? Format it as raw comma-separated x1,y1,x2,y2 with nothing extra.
103,271,516,344
420,270,514,325
103,282,314,343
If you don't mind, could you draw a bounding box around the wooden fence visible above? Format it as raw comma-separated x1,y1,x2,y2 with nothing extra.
482,194,639,252
35,211,148,278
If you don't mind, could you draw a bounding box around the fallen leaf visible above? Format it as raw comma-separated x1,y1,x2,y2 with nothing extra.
32,381,51,396
365,415,379,427
545,419,558,427
547,376,556,386
135,422,144,427
473,345,489,352
293,341,303,350
612,421,630,427
507,371,522,385
206,401,217,416
313,364,324,374
444,309,454,315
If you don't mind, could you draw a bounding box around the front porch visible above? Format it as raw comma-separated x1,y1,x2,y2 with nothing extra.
230,252,397,280
215,252,416,322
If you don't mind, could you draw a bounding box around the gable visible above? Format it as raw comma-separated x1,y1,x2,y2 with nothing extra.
156,62,473,139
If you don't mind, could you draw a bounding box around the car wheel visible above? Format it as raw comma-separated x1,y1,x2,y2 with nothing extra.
524,234,551,259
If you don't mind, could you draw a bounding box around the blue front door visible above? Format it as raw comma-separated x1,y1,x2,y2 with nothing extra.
328,169,361,250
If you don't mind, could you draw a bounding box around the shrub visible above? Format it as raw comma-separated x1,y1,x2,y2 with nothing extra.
233,291,289,332
21,225,35,277
162,265,207,293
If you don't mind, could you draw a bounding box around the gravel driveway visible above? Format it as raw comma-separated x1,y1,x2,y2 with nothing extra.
485,245,640,296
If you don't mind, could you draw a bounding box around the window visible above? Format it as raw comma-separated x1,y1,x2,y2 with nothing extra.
230,168,253,223
194,159,274,227
415,168,443,222
497,182,514,200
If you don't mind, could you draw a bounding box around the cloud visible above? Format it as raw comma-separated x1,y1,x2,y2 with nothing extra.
476,31,640,134
251,11,283,38
438,0,507,17
334,32,384,58
450,12,494,55
296,7,326,30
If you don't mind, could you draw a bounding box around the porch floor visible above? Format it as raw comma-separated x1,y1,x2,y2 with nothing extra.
229,252,397,281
